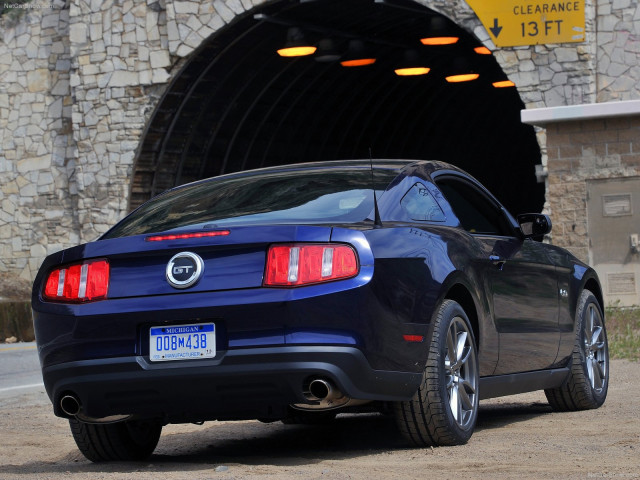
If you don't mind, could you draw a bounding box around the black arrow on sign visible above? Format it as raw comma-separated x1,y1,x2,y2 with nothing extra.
490,18,503,38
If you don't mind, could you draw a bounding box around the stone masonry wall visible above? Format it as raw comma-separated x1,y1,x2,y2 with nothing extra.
597,0,640,102
0,1,73,282
64,0,273,248
540,0,640,266
545,115,640,262
0,0,636,292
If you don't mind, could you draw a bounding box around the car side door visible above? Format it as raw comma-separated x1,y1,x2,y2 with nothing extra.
433,174,561,374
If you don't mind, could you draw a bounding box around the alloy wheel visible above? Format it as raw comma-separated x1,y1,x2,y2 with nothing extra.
584,303,608,393
444,316,478,429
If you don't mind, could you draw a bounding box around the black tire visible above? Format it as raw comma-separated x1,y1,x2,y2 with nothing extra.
394,299,479,447
281,408,337,425
69,418,162,462
545,290,609,411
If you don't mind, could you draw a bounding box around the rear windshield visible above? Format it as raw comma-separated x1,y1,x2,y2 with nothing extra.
103,167,399,238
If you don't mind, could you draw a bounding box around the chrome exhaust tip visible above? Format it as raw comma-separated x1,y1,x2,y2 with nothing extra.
60,394,131,423
296,377,351,410
60,394,81,416
309,378,333,401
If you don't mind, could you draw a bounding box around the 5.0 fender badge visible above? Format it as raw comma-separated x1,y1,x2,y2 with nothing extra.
166,252,204,289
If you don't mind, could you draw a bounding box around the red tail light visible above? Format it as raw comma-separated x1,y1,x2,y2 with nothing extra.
43,259,110,303
264,244,359,287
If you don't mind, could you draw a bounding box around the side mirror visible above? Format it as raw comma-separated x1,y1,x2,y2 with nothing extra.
517,213,552,238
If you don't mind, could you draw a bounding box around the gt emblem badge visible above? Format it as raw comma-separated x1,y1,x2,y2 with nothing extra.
166,252,204,289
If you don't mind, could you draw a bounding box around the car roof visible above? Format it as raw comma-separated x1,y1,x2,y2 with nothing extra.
209,159,419,178
171,159,459,189
144,160,472,209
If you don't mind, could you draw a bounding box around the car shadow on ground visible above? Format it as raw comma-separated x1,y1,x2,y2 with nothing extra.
0,402,555,475
477,401,553,429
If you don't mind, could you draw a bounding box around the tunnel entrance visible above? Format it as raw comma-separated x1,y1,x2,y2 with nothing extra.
132,0,543,216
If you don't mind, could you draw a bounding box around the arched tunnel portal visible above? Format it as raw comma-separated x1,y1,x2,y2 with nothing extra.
132,0,544,216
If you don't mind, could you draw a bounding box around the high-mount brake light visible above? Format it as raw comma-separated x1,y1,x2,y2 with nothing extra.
264,244,359,287
146,230,230,242
43,259,110,303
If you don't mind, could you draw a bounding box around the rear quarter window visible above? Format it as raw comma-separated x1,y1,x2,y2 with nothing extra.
400,183,446,222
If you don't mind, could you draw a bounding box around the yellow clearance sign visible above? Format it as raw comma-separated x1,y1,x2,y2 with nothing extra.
465,0,585,47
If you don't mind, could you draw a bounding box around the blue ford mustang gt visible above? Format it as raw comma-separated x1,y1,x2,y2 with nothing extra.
32,160,609,461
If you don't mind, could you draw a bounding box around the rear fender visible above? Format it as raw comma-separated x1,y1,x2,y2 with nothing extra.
434,271,498,377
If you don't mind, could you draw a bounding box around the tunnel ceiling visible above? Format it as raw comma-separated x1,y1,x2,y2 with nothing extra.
133,0,543,216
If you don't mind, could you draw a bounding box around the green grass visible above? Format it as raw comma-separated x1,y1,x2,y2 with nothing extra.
605,306,640,362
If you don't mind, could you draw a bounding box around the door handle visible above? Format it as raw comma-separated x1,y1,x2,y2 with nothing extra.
489,255,506,270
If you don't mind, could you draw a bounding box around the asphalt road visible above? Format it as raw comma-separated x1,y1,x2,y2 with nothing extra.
0,342,44,403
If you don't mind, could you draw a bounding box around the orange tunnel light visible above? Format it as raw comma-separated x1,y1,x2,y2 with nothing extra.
277,46,317,57
474,46,492,55
445,73,479,83
421,37,459,46
341,58,377,67
395,67,431,76
493,80,516,88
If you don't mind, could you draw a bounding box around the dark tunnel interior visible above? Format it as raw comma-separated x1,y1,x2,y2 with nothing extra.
132,0,544,216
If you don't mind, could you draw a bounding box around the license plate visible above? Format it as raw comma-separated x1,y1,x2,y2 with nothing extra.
149,323,215,362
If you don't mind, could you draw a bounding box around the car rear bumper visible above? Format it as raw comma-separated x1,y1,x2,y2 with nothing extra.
43,346,422,422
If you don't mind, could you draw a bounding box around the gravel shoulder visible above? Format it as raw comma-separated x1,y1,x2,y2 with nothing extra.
1,359,638,480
